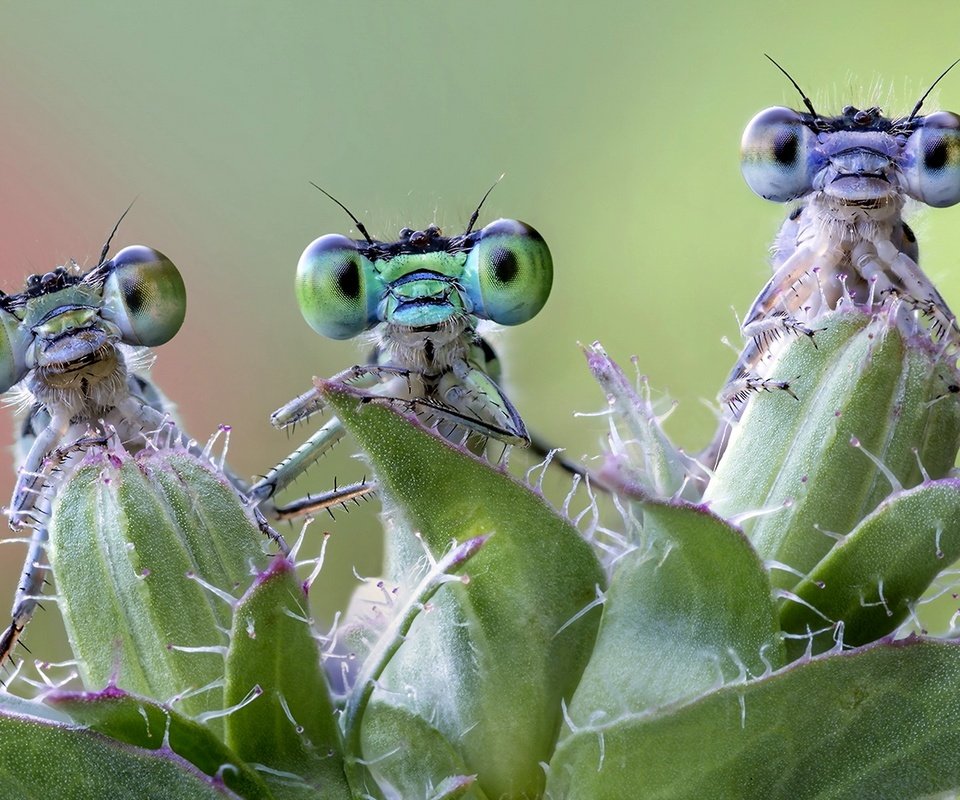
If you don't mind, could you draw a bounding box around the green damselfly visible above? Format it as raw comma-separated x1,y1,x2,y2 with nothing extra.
250,185,556,508
0,219,362,669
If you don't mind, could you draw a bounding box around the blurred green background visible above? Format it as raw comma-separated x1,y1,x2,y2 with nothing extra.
3,1,960,660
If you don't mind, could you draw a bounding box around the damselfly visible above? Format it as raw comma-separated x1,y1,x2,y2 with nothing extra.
0,221,362,669
250,186,554,509
721,58,960,415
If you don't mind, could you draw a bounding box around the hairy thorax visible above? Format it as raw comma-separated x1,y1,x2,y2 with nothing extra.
378,314,475,377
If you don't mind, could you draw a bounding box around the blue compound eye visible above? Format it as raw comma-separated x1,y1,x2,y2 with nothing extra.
904,111,960,207
295,234,381,340
740,106,816,202
101,246,186,347
463,219,553,326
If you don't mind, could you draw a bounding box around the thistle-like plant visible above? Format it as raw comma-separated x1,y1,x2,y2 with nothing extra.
6,69,960,798
4,296,960,799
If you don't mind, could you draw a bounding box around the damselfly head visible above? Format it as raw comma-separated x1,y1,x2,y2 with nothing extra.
295,215,552,339
0,246,185,395
742,60,960,208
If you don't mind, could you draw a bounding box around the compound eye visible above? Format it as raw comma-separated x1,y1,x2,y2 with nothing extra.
463,219,553,326
904,111,960,207
0,308,28,393
295,234,379,340
740,106,816,202
101,246,186,347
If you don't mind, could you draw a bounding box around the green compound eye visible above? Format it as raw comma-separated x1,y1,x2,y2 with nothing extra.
101,246,186,347
295,234,381,340
905,111,960,207
463,218,553,326
0,307,28,393
740,106,816,202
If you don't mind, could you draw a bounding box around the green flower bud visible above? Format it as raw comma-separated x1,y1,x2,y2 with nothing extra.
703,308,960,593
49,443,272,725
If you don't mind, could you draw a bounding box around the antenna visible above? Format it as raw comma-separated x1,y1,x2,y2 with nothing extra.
99,199,137,264
309,182,374,244
907,57,960,122
464,173,505,235
765,54,819,119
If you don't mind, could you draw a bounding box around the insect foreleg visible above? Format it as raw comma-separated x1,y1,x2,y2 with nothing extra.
9,413,71,531
743,244,841,327
445,360,530,445
270,365,417,430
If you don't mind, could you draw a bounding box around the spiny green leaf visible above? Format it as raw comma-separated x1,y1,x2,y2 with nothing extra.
547,637,960,800
583,342,699,501
49,446,271,724
781,479,960,658
360,702,489,800
48,687,272,799
224,558,350,800
564,499,783,730
0,709,242,799
322,381,605,800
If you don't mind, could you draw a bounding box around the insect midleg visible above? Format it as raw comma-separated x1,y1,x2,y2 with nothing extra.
251,419,376,519
249,364,420,511
249,417,347,504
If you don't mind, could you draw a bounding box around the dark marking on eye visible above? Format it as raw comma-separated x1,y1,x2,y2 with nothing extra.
125,280,146,314
773,131,798,166
336,260,361,299
490,247,519,284
925,137,948,171
902,222,916,243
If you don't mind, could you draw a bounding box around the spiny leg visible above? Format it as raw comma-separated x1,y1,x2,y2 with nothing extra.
0,527,48,674
269,477,375,522
271,365,416,429
447,358,530,445
249,417,347,506
2,413,78,669
249,364,417,514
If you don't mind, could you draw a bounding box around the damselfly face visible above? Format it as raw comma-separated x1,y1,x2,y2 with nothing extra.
250,205,555,509
0,247,185,416
295,218,552,339
742,106,960,208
